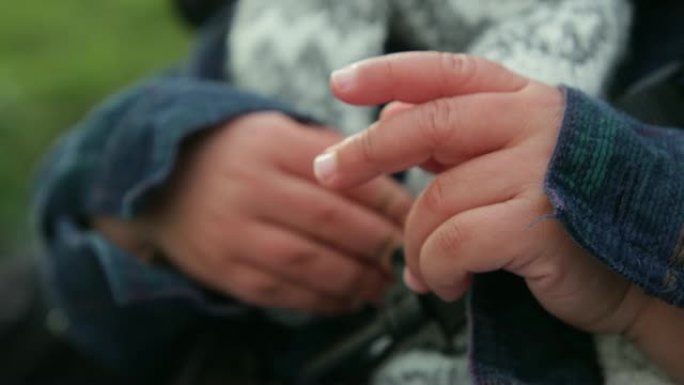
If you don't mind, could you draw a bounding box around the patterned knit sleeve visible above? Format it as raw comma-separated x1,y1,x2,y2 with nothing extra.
545,87,684,307
468,0,632,96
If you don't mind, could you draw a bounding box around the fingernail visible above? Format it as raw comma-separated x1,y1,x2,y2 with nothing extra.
403,268,430,293
313,151,337,183
331,64,357,92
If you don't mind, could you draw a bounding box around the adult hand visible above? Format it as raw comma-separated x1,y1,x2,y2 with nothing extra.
314,52,648,334
97,112,412,315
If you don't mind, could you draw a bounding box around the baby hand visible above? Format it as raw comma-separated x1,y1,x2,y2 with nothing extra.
314,52,649,334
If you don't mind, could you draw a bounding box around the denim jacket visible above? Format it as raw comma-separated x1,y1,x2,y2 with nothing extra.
33,4,684,384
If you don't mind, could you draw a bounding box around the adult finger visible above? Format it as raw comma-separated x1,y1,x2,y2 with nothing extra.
314,93,521,188
156,226,357,314
403,149,532,281
343,177,413,226
418,196,550,301
284,143,413,225
240,222,390,303
330,52,528,105
224,263,357,315
258,174,403,268
282,127,413,225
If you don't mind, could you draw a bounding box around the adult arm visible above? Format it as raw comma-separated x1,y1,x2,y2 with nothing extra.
34,19,410,379
33,75,306,378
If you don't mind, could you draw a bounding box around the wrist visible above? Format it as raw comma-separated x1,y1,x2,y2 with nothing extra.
619,283,653,339
623,289,679,342
92,216,157,263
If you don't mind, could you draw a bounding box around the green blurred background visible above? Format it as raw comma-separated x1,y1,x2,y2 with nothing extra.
0,1,190,256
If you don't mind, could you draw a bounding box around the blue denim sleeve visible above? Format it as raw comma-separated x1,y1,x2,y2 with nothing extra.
545,87,684,307
33,75,305,375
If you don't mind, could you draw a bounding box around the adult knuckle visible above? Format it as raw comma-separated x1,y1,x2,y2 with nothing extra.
283,248,317,268
380,187,413,217
229,120,269,146
388,197,412,224
260,241,317,272
256,235,287,259
311,203,340,226
376,181,412,220
373,189,395,217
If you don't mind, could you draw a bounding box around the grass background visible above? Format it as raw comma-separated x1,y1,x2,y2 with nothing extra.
0,1,190,256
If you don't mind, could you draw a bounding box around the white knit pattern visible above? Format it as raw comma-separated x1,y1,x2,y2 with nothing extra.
230,0,389,137
230,0,631,134
465,0,632,96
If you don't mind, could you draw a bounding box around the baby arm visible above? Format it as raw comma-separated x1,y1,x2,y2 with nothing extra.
315,52,684,381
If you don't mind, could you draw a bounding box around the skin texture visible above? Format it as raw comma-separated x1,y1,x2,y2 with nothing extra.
95,112,413,315
314,52,684,380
